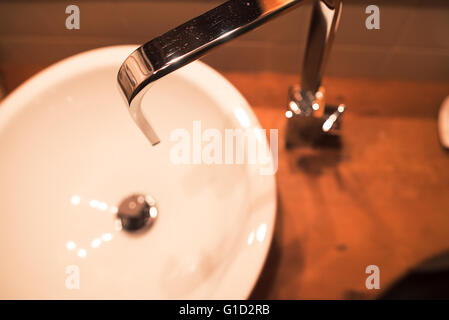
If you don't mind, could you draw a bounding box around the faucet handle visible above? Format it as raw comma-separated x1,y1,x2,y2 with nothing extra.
322,104,345,134
285,85,346,149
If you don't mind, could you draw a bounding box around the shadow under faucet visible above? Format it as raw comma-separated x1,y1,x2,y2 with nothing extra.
117,0,344,146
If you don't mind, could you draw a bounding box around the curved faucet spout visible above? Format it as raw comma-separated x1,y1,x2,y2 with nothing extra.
117,0,342,145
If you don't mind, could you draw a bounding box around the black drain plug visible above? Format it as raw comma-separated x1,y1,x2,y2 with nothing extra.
117,194,157,232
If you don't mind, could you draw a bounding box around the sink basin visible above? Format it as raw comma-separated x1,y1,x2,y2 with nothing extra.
0,46,276,299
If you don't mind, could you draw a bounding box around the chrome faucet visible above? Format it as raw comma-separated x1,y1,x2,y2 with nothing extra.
118,0,344,146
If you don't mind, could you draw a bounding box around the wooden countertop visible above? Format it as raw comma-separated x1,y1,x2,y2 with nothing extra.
223,72,449,299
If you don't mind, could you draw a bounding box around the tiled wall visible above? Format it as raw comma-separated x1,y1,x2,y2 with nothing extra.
0,0,448,82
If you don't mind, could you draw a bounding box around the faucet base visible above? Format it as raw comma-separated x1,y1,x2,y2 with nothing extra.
285,83,346,149
285,103,345,149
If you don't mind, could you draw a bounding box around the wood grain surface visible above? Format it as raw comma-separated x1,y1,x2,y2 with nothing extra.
224,72,449,299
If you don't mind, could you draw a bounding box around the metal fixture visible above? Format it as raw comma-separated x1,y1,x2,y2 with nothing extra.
286,84,345,147
117,194,158,232
117,0,345,146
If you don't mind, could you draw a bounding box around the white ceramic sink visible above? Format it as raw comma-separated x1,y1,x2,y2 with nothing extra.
0,46,276,299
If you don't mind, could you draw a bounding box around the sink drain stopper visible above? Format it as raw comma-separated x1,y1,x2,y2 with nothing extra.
117,194,157,232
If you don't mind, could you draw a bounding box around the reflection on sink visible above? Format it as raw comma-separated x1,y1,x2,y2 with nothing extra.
0,46,276,299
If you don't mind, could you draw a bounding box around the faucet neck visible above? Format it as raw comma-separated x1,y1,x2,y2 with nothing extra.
117,0,343,145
